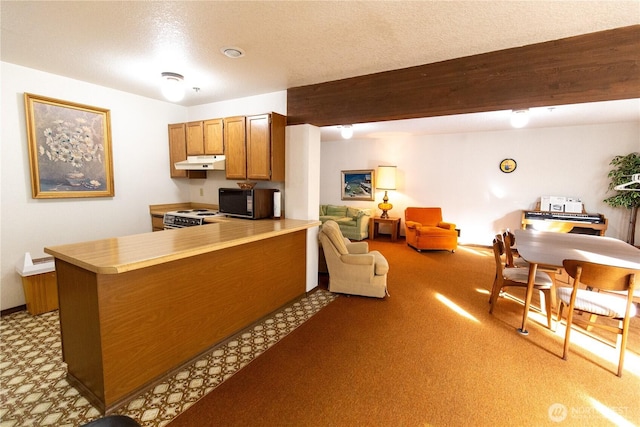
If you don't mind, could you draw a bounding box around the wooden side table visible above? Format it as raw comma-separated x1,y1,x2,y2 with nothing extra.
369,216,401,241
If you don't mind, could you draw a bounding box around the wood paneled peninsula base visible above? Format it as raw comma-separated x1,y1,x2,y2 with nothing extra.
44,219,319,414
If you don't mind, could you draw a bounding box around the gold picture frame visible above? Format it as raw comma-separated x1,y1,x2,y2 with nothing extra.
341,169,375,201
24,93,115,198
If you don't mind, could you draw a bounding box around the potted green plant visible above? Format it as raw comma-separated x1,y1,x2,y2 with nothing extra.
603,152,640,245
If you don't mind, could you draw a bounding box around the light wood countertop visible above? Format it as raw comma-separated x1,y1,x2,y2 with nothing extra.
45,219,320,275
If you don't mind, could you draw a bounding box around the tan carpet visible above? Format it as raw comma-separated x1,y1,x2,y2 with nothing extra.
169,239,640,427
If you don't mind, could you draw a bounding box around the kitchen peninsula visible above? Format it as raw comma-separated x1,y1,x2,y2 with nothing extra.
44,218,320,414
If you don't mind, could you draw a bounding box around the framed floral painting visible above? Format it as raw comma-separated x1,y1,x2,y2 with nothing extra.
24,93,115,198
341,169,375,201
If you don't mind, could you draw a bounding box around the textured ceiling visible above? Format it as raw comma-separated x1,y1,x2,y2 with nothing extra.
2,1,639,106
2,1,639,140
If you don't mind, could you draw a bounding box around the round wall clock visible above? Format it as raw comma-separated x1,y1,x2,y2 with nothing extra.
500,158,517,173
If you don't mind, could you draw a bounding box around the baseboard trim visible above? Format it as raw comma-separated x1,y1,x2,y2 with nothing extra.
1,305,26,317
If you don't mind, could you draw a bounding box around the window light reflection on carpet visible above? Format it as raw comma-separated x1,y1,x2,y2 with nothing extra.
551,318,640,378
435,293,479,323
587,397,636,427
457,246,491,257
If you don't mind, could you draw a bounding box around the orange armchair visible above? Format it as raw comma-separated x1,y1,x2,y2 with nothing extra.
404,207,458,252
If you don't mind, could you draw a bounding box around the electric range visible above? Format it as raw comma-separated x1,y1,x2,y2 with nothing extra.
162,209,227,229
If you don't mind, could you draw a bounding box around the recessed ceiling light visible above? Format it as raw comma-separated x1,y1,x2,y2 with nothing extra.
221,47,245,58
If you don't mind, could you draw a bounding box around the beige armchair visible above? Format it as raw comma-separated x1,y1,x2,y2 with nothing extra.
319,220,389,298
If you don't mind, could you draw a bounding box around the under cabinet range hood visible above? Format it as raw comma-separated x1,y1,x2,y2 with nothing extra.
174,155,226,171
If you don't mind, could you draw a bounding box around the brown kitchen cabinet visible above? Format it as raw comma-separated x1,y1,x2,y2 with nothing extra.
186,119,224,156
168,123,206,179
151,214,164,231
247,113,286,181
223,116,247,180
224,112,286,181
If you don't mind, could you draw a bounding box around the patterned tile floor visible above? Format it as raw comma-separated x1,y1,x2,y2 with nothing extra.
0,289,336,427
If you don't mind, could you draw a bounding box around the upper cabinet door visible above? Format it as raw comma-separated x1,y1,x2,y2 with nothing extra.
224,116,247,179
168,123,206,179
268,113,286,182
186,121,205,156
246,114,271,180
203,119,224,155
168,123,188,178
247,113,286,182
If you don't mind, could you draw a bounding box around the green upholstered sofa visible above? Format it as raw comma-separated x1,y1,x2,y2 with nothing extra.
319,204,371,241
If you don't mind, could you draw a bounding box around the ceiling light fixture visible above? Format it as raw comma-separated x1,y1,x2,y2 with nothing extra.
510,109,530,128
161,72,185,102
221,47,245,58
340,125,353,139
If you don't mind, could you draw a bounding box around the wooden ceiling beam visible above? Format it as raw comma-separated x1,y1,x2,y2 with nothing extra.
286,25,640,127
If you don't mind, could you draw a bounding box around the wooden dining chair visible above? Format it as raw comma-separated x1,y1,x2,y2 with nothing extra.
502,231,560,313
559,260,638,377
502,230,528,268
489,236,555,329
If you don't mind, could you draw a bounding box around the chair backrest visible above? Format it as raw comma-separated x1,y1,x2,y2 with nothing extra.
405,207,443,226
320,220,349,255
563,259,637,292
492,236,505,276
502,230,516,267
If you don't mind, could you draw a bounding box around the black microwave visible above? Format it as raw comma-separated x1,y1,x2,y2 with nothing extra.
218,188,276,219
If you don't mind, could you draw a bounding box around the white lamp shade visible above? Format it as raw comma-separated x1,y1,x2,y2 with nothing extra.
510,109,530,128
340,125,353,139
161,72,185,102
376,165,397,190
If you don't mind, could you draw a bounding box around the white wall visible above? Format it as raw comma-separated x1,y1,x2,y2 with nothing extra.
320,122,640,245
1,62,192,310
1,61,288,310
285,124,322,291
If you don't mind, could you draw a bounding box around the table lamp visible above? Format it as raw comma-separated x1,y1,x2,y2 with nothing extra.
376,165,397,218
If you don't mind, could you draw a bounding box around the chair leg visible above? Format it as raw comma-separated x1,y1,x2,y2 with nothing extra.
489,282,501,314
548,276,558,310
489,290,497,313
488,274,499,305
586,313,598,332
562,305,575,361
617,319,629,377
556,301,565,325
541,289,553,329
616,321,623,350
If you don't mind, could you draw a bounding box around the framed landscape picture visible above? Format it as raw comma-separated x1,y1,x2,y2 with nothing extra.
24,93,115,199
341,169,375,201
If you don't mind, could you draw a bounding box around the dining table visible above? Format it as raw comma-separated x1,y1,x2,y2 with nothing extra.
513,229,640,335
